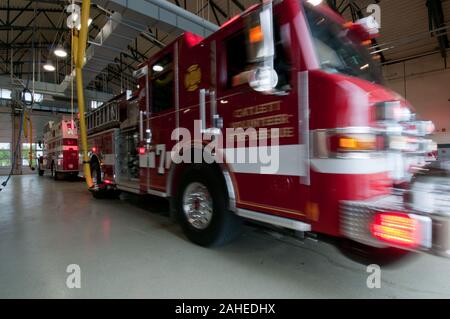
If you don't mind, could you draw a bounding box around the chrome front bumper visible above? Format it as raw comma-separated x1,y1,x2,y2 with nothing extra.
341,195,450,258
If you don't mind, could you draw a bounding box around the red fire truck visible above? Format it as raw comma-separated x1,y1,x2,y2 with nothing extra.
83,0,449,258
38,117,79,180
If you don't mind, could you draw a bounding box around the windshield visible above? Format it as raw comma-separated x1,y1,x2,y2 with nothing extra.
304,4,382,84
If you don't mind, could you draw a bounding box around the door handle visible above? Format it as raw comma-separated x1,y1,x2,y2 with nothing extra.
199,89,222,135
139,111,144,142
199,89,207,132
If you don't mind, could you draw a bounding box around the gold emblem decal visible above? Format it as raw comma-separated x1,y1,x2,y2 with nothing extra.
184,64,201,92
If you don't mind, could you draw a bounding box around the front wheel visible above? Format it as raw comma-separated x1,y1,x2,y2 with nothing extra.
176,165,242,247
338,238,412,266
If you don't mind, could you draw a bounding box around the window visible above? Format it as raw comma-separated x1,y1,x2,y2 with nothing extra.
0,88,12,100
0,143,11,167
151,54,174,113
225,16,291,91
304,4,382,84
90,100,103,110
226,32,248,88
21,143,43,167
22,91,44,103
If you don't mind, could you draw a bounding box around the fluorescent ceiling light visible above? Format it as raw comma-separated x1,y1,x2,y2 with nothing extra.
153,65,164,72
307,0,323,6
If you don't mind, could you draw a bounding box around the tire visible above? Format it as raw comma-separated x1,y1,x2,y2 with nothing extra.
338,238,411,266
38,169,44,176
54,172,65,181
51,162,60,181
90,161,106,199
176,165,242,247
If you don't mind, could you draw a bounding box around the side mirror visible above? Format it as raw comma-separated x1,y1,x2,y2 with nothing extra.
244,1,279,93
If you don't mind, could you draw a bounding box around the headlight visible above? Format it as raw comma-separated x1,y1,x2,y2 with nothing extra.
375,101,412,122
410,179,450,214
404,121,435,136
410,181,435,213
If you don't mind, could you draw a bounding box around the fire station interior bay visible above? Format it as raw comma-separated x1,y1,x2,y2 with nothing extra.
2,0,450,301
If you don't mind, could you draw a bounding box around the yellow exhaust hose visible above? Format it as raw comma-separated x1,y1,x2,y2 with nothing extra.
75,0,93,188
22,111,34,170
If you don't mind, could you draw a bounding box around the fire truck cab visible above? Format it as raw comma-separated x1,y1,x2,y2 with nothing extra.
84,0,450,258
39,117,79,180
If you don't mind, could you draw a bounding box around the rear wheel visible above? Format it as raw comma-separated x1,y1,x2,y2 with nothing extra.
69,172,79,181
51,162,61,181
90,161,106,199
176,165,242,247
38,169,44,176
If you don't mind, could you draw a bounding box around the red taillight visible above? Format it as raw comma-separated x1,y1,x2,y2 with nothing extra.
371,213,419,248
104,179,113,185
92,147,97,153
138,147,146,155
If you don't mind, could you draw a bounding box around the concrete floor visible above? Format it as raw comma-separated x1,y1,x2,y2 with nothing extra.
0,175,449,299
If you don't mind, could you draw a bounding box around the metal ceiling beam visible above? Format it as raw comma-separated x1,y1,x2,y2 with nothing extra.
231,0,246,12
94,0,219,37
0,7,63,13
427,0,449,60
0,26,67,31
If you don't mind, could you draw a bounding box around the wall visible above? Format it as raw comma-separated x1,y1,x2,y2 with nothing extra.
383,52,450,145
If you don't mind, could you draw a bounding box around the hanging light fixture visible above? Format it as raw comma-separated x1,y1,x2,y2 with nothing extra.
307,0,323,5
43,60,56,72
153,64,164,72
54,45,68,58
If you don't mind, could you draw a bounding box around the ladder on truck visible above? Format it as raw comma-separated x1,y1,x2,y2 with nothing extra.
86,100,120,135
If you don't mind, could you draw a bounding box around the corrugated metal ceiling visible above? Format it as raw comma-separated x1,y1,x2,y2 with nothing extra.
0,0,449,91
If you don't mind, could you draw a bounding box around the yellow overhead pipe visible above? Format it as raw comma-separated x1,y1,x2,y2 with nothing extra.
74,0,93,188
22,110,35,170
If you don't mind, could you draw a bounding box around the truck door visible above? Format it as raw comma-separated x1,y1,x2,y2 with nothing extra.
145,47,177,196
214,3,309,219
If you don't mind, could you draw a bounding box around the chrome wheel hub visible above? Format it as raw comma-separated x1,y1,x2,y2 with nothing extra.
183,182,213,230
92,170,97,183
92,169,99,188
